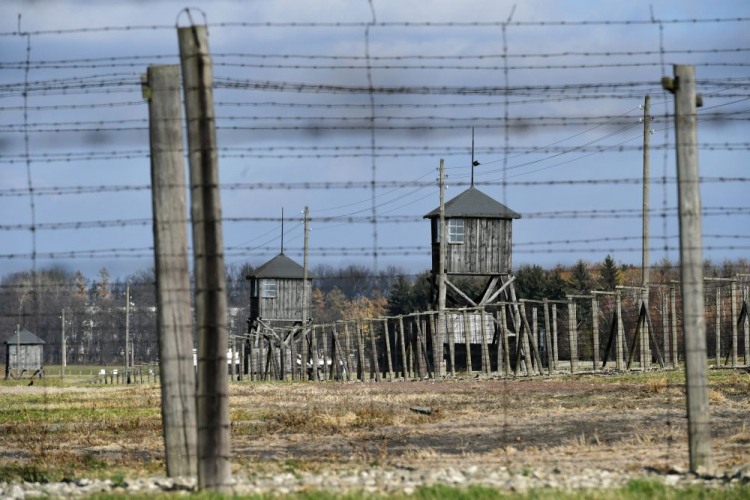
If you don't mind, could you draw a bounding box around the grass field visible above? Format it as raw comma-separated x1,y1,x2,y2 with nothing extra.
1,369,748,497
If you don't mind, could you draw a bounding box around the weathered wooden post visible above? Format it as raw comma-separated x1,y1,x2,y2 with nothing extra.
398,316,408,380
664,63,711,470
61,309,66,381
369,320,382,382
591,297,599,372
663,292,670,366
495,311,503,375
615,291,625,370
447,314,456,377
670,287,679,368
531,306,539,371
310,326,320,381
462,311,472,375
383,319,394,380
715,288,721,366
730,280,738,367
416,318,426,379
568,300,578,373
501,306,510,376
551,304,559,369
178,23,231,489
480,308,490,375
144,64,198,478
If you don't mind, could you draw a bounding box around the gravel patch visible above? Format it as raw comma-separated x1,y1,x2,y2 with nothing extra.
0,465,748,498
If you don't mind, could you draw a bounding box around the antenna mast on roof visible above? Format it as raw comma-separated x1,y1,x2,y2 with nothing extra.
280,207,284,254
471,127,475,187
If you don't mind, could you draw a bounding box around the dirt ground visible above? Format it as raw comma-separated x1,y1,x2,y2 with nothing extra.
1,370,748,479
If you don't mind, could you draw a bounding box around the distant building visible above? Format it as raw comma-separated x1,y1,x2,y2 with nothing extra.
4,327,45,380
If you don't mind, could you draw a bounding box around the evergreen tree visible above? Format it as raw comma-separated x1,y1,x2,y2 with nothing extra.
514,264,547,300
599,255,621,290
567,260,594,295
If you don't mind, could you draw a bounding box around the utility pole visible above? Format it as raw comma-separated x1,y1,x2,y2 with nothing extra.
125,284,130,383
663,64,711,470
302,206,311,380
143,64,197,478
641,95,651,370
61,309,66,381
178,23,231,490
437,159,446,378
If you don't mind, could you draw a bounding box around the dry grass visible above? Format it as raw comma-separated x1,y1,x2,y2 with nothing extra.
0,370,748,482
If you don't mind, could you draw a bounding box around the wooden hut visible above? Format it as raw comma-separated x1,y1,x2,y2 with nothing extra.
4,327,45,380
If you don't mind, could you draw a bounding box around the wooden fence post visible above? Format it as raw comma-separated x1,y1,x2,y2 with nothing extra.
311,326,320,381
462,311,472,375
715,288,721,366
398,316,408,380
731,280,738,367
178,24,230,489
357,322,367,381
615,291,624,370
144,64,197,478
480,308,490,375
447,314,456,377
568,300,578,373
532,306,539,371
670,287,679,368
551,304,559,369
383,319,394,381
501,305,511,376
663,292,670,366
591,297,599,372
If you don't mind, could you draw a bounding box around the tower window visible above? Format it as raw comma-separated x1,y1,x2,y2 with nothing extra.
448,219,464,243
261,280,276,298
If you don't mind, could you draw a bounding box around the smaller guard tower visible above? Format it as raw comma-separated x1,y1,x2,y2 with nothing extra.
4,327,45,380
246,253,312,327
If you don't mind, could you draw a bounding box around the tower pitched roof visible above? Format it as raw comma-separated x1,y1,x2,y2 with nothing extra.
246,253,313,279
424,186,521,219
4,328,45,345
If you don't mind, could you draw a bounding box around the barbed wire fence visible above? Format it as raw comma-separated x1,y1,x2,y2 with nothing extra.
0,8,749,487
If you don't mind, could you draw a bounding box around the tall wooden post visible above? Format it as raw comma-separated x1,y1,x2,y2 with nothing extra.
61,309,66,380
664,64,711,470
144,64,197,478
641,95,652,371
437,159,447,378
178,26,231,489
302,205,310,357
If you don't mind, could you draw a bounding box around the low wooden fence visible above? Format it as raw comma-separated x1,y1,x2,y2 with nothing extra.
235,280,750,382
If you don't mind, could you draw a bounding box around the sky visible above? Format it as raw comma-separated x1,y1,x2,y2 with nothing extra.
0,0,748,281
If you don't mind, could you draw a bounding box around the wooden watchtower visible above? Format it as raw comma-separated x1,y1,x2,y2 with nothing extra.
424,185,521,305
246,253,312,328
4,327,45,380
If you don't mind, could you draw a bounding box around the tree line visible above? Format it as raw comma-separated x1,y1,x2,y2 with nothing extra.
0,256,746,367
